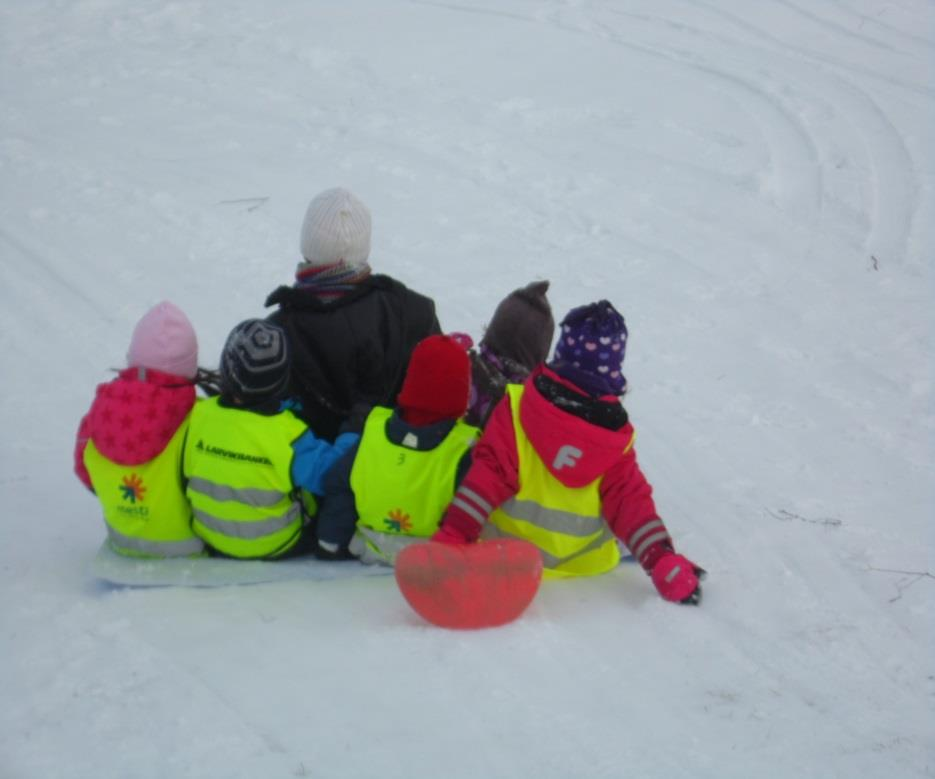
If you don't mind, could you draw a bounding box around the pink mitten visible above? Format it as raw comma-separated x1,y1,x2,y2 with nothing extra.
432,523,472,546
651,553,706,605
432,505,484,545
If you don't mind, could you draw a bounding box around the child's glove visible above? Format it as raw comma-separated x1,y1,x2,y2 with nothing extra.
338,402,372,436
431,525,471,545
651,553,706,605
431,512,481,545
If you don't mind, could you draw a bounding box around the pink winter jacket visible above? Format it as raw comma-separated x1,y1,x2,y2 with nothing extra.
74,367,197,491
438,365,673,570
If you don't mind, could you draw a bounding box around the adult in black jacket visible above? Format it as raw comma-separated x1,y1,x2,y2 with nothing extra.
265,187,440,441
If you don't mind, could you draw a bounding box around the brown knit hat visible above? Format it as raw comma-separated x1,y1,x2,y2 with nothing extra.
481,280,555,371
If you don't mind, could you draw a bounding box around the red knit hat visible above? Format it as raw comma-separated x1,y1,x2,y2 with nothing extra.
397,335,471,426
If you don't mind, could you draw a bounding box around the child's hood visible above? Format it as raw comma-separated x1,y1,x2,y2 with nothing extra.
519,369,634,489
85,368,196,465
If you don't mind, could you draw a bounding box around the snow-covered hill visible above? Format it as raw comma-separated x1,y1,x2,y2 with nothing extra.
1,2,932,777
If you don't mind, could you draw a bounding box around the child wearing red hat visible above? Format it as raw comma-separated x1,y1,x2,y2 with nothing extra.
314,334,480,565
433,300,706,605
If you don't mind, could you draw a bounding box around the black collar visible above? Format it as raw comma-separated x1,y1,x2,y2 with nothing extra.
533,374,628,431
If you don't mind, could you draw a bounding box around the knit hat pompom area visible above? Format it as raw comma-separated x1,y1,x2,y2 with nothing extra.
220,319,290,402
482,279,554,371
126,300,199,380
299,187,372,270
550,299,628,397
397,334,472,426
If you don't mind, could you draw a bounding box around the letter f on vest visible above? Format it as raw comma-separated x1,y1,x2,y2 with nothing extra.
552,445,582,471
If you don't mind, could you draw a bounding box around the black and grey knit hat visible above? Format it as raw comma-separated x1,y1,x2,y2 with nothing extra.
220,319,290,401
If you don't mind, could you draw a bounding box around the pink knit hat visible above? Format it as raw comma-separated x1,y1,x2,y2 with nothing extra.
126,301,198,379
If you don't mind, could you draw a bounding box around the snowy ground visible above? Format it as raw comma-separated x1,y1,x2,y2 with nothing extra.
1,1,933,777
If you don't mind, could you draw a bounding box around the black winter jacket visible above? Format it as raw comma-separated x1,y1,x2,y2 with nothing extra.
265,274,440,441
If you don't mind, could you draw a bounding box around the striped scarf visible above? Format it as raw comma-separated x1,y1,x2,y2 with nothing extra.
294,260,372,302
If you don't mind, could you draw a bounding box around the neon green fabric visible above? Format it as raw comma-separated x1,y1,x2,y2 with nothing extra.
84,420,204,558
350,406,479,563
184,397,309,559
485,384,621,577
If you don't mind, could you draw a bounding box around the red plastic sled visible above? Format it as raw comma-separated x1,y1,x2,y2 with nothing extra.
395,539,543,629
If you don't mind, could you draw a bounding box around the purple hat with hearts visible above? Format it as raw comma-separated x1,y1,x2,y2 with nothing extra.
550,300,627,396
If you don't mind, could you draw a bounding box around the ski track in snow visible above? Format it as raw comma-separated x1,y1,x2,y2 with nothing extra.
1,1,933,777
593,2,921,266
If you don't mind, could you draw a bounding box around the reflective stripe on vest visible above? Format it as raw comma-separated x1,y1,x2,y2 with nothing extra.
192,502,302,540
484,383,623,578
185,397,309,559
107,526,206,557
187,477,284,508
84,419,205,559
349,525,425,567
349,406,480,564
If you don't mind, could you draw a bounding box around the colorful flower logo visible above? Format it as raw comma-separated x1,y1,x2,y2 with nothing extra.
120,473,146,503
384,508,412,533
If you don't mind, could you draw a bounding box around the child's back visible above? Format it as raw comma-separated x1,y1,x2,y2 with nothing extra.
316,334,479,565
436,300,706,604
184,319,356,559
264,187,441,441
76,301,204,558
466,280,554,427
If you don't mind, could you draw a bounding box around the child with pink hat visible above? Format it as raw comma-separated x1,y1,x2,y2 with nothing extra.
74,301,208,558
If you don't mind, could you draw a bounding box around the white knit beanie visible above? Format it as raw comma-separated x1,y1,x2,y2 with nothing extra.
299,187,372,269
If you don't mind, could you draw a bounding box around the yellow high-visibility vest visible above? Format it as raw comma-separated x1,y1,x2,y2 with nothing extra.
483,383,625,577
350,406,479,564
84,419,205,558
184,397,310,559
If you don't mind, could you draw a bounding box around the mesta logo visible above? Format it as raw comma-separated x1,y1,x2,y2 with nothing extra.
384,508,412,533
120,473,147,503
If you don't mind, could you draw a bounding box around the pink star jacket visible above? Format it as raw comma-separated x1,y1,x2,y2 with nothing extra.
74,367,197,491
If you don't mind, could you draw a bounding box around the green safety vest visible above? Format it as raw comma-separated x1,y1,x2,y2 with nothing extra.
184,397,312,559
350,406,480,564
483,384,624,578
84,419,205,558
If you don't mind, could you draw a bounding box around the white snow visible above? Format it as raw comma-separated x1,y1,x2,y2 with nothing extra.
1,1,933,777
